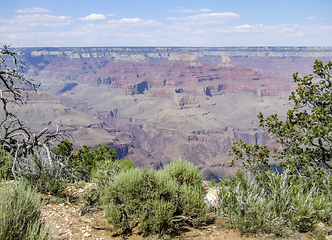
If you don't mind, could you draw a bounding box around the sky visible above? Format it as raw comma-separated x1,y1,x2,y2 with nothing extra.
1,0,331,47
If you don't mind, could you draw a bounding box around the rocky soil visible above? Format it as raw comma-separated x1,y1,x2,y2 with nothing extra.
41,184,316,240
42,203,252,240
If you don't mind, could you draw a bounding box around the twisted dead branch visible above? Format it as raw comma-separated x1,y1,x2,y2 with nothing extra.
0,44,72,180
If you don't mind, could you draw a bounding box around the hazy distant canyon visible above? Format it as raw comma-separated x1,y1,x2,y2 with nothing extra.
16,47,332,179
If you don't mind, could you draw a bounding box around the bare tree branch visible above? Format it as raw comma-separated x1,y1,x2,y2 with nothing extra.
0,44,73,181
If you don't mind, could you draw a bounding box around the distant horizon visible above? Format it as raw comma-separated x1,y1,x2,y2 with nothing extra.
13,46,332,50
12,46,332,48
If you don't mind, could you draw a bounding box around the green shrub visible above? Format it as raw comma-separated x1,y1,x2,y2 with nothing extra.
179,184,206,223
225,60,332,237
23,141,124,198
52,139,73,159
164,158,203,186
312,225,326,240
53,140,118,182
80,186,100,208
0,181,53,240
103,159,206,236
218,169,332,237
24,172,67,197
8,141,74,197
92,158,134,188
167,159,206,223
0,146,13,181
79,158,134,209
140,199,176,235
71,145,117,181
104,167,178,235
17,152,68,197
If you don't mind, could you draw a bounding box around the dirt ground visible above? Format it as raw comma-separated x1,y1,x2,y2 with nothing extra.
41,184,317,240
41,202,259,240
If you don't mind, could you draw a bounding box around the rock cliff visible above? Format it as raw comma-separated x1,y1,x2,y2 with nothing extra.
15,47,332,179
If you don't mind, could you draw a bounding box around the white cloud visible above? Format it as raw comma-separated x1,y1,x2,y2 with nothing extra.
222,23,332,40
169,8,212,13
167,12,240,25
113,18,143,23
235,24,252,31
107,18,161,26
307,16,315,20
4,14,71,27
79,13,106,21
15,7,51,13
107,14,114,17
1,11,331,47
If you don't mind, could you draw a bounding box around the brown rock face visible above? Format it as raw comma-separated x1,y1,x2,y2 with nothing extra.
16,47,332,179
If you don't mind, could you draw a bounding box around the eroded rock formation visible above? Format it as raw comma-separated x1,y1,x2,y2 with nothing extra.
16,47,332,179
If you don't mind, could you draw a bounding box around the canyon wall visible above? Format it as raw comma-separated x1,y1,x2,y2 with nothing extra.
14,47,332,179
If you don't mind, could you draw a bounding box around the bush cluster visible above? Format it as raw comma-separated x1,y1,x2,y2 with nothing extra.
0,146,13,181
53,139,117,182
21,140,122,197
80,157,135,208
102,159,207,236
218,169,332,238
0,181,53,239
226,60,332,238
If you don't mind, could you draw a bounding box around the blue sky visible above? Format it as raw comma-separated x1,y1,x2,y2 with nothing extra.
1,0,331,47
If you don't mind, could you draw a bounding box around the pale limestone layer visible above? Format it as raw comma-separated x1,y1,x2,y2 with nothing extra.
25,47,332,60
168,50,203,67
217,55,234,68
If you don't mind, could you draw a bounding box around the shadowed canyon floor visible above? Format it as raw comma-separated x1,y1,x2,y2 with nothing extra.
15,47,332,179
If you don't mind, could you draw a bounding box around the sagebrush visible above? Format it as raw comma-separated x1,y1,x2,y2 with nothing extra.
102,159,207,236
0,181,53,239
218,169,332,237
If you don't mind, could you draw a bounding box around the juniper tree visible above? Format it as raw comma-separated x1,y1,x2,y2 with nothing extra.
231,60,332,181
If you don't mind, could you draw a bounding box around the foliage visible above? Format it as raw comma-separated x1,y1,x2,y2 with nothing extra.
22,139,125,197
103,159,206,236
0,145,13,181
0,45,74,197
92,157,134,187
18,148,70,197
53,140,118,182
179,184,206,222
23,172,67,197
71,144,116,181
80,186,100,208
14,137,126,197
52,139,73,159
164,159,206,221
218,169,332,237
164,158,204,186
230,60,332,178
0,181,53,239
79,158,134,208
226,60,332,237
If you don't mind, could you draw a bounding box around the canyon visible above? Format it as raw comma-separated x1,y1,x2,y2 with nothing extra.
13,47,332,179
